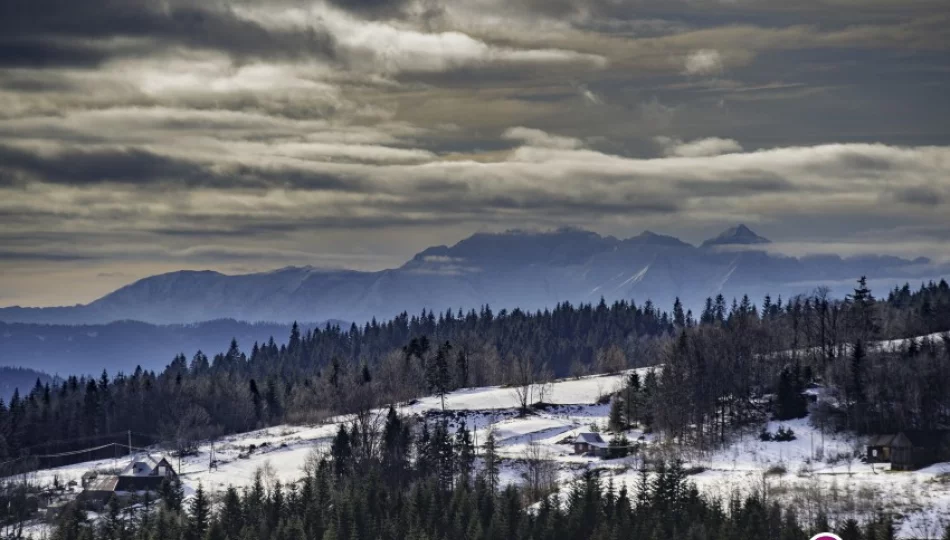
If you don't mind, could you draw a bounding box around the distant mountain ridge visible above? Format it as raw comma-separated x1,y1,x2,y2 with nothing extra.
0,225,946,326
701,224,771,248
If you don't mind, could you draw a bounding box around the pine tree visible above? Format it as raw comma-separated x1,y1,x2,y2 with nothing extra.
187,483,211,540
609,431,630,458
624,372,640,428
608,396,625,432
852,276,878,341
249,379,263,421
330,424,352,477
838,518,863,540
774,365,807,420
427,342,452,411
382,406,411,487
415,421,432,479
454,419,475,486
673,298,686,328
160,476,183,512
455,350,469,390
432,420,454,489
481,427,500,492
221,486,244,540
851,340,866,407
875,515,895,540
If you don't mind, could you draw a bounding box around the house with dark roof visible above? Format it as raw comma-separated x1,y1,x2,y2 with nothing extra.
866,434,896,463
79,475,119,506
889,430,950,471
80,454,178,507
574,432,609,457
115,455,178,491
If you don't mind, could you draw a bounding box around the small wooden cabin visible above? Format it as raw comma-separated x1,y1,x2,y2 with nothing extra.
866,434,896,463
574,432,609,457
890,430,950,471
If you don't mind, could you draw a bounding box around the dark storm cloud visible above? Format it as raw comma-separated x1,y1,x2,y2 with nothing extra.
0,39,110,68
0,250,96,262
0,0,336,62
0,144,206,186
676,175,796,197
325,0,412,18
891,186,945,207
0,144,365,191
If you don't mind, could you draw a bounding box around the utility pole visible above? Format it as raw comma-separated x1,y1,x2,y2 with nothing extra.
128,430,132,457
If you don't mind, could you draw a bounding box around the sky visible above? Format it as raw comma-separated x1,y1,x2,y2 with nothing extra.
1,0,949,307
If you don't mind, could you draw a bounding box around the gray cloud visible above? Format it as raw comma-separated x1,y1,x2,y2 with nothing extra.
0,0,949,306
0,0,337,64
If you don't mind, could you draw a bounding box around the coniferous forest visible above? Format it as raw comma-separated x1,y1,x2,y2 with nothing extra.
48,411,919,540
0,278,948,539
1,278,949,468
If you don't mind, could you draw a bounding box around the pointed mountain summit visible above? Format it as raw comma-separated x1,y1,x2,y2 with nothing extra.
623,230,692,248
701,224,771,248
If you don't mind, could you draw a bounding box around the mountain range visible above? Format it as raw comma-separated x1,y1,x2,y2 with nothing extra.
0,225,945,327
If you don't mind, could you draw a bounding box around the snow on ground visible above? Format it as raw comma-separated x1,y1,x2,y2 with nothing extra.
594,417,950,538
11,370,638,498
404,370,630,412
12,364,950,538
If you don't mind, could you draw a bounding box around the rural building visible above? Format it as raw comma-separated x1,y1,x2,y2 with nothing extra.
889,430,950,471
80,454,178,506
115,455,178,491
866,434,896,463
79,474,119,506
574,432,609,457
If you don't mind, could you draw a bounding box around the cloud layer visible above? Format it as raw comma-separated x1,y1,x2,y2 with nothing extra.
1,0,949,306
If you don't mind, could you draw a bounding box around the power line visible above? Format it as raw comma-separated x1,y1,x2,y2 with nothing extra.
1,440,163,472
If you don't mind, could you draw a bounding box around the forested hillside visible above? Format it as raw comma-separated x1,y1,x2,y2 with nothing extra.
0,367,57,402
48,433,916,540
0,319,340,376
1,278,948,469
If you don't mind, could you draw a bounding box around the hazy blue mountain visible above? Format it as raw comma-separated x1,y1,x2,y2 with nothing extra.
1,226,946,327
0,319,341,376
701,224,771,248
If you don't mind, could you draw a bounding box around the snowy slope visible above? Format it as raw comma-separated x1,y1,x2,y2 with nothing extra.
11,365,950,538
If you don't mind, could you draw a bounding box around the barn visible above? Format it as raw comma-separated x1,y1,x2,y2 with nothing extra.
890,430,950,471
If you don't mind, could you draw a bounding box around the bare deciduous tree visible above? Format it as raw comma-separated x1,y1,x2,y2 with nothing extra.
520,442,558,502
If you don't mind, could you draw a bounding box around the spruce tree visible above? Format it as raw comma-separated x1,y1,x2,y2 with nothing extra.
454,419,475,486
608,396,625,432
426,342,452,411
481,427,500,492
187,483,211,540
330,424,352,477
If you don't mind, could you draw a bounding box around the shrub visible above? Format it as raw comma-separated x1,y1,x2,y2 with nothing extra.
774,426,797,442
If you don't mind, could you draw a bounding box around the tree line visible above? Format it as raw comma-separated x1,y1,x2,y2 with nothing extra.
2,278,949,468
49,407,940,540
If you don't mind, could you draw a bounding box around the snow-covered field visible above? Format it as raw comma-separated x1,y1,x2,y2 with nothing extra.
12,364,950,538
